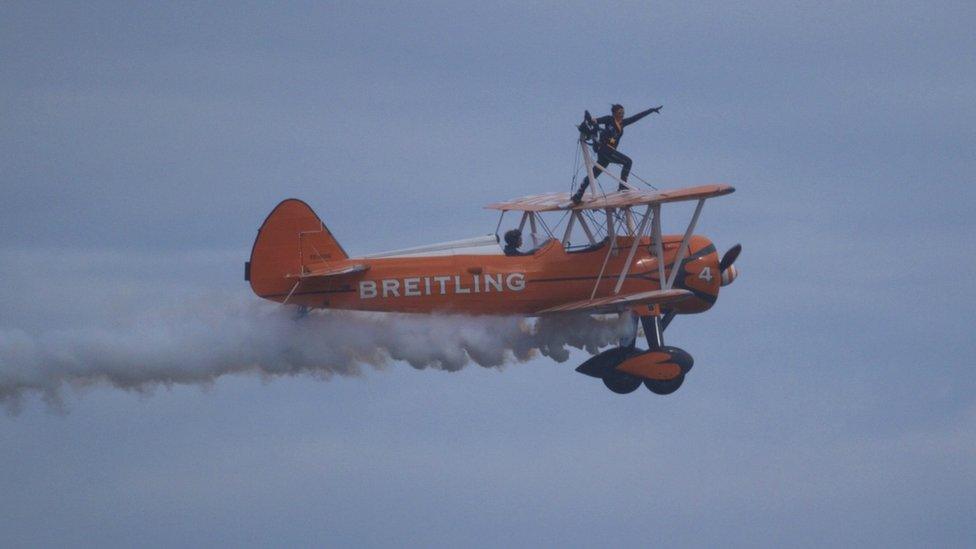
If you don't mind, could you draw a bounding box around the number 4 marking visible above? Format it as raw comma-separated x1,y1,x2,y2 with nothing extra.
698,267,712,282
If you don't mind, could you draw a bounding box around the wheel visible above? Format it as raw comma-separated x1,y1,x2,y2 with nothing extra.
644,375,684,395
602,371,642,394
659,346,693,375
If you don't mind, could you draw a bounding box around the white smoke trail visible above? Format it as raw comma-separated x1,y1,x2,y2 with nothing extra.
0,300,633,413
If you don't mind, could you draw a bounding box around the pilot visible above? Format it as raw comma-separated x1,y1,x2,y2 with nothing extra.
572,103,662,204
503,229,532,256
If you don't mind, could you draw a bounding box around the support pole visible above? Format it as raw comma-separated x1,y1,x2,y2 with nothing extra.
580,138,599,198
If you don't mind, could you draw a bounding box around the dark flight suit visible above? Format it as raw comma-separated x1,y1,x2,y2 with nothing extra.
573,107,658,201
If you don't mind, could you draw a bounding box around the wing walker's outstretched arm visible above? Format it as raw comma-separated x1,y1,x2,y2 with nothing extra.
622,105,662,127
582,105,662,130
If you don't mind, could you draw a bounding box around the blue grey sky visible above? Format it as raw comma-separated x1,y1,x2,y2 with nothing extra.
2,1,975,547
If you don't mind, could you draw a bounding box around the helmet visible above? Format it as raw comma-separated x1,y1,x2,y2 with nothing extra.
504,229,522,247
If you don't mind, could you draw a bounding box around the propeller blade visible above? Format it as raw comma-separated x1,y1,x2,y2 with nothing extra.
719,244,742,271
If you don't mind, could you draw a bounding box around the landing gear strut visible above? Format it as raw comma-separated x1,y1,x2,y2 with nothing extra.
641,314,664,350
576,311,694,396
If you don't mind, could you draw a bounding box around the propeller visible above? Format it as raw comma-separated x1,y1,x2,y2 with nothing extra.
719,244,742,272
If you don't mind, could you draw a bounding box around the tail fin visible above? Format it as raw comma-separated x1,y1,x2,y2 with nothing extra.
247,199,347,298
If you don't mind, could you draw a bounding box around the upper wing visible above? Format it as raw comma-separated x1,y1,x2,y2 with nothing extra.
485,184,734,212
536,289,693,315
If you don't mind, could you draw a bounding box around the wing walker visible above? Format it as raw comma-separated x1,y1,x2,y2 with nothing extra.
246,115,741,395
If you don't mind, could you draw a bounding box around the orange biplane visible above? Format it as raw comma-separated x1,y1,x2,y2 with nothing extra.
246,129,740,395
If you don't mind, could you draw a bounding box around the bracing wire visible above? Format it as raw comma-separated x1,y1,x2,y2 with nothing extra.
537,212,564,239
584,209,607,235
570,138,582,192
533,210,568,240
628,171,658,191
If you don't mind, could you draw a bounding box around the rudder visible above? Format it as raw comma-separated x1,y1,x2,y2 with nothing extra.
247,199,347,299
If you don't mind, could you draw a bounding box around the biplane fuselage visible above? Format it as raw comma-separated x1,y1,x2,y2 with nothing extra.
250,229,720,316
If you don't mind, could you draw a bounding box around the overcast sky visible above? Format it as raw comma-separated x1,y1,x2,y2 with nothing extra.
2,2,975,547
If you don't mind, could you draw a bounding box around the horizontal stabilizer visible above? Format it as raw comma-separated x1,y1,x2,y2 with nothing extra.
536,289,692,315
292,263,370,279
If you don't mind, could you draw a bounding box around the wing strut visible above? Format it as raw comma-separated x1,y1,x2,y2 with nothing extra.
624,207,636,235
562,211,597,246
561,210,577,245
613,205,653,294
664,199,705,290
652,204,666,288
590,212,618,300
517,211,544,247
576,211,596,244
528,212,539,247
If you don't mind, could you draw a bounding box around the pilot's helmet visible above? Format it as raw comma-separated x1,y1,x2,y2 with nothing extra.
504,229,522,247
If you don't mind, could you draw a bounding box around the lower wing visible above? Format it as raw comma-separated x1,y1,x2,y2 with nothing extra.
536,289,692,315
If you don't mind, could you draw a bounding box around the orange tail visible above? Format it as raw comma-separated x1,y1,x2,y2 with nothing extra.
246,199,347,298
